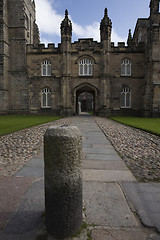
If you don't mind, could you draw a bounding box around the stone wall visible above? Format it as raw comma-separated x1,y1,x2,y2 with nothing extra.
0,0,9,112
7,0,37,111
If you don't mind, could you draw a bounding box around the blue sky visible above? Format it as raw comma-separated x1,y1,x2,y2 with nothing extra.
34,0,150,46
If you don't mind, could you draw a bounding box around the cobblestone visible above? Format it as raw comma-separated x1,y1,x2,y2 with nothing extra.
94,117,160,182
0,117,74,176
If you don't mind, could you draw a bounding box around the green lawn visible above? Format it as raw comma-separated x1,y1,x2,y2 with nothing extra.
0,115,62,136
109,117,160,136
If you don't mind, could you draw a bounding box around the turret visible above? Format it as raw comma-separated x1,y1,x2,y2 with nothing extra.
127,29,133,46
61,9,72,44
150,0,159,16
100,8,112,43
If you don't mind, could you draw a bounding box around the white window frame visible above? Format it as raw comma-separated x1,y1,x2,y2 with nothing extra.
79,58,93,76
41,60,51,76
41,88,51,108
121,59,131,76
121,87,131,108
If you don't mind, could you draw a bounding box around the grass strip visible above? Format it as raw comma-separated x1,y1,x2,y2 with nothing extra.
109,116,160,136
0,115,62,136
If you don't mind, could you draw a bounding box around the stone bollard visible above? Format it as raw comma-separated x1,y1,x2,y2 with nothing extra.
44,126,82,239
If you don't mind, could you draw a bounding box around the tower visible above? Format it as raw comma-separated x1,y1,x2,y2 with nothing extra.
0,0,39,113
144,0,160,116
60,10,73,115
0,0,9,112
99,8,112,114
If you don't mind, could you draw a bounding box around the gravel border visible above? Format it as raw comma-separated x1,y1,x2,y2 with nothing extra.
0,117,74,176
94,117,160,182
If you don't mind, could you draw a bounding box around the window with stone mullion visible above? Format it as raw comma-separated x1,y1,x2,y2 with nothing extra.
79,58,92,76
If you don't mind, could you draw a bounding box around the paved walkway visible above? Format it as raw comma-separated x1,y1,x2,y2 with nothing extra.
0,116,160,240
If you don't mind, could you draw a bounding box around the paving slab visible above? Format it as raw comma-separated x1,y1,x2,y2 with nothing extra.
84,138,110,144
92,143,115,149
83,160,129,171
15,165,44,178
83,169,136,182
91,228,160,240
0,176,34,230
86,153,121,161
83,147,117,154
83,181,138,227
4,179,44,234
122,182,160,232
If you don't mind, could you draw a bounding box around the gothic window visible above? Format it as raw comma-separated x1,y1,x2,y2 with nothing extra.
79,59,93,76
121,59,131,76
41,60,51,76
41,88,51,108
121,87,131,108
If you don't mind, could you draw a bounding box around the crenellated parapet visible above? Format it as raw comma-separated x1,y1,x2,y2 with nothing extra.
27,43,61,54
111,42,144,53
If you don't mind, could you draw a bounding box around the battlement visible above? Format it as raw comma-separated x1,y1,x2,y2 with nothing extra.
27,43,61,53
111,41,145,52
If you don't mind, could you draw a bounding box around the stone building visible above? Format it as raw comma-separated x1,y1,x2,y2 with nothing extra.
0,0,160,117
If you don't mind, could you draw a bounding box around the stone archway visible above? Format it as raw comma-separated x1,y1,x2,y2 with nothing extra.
73,83,99,115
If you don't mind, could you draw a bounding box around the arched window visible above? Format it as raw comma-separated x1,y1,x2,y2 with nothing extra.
79,58,93,76
41,60,51,76
121,59,131,76
121,87,131,108
41,88,51,108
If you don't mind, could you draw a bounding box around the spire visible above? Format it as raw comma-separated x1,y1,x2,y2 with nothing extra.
61,9,72,37
100,8,112,42
65,9,68,18
104,8,108,17
127,29,133,46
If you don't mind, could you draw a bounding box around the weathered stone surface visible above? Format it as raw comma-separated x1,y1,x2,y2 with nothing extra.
44,126,82,239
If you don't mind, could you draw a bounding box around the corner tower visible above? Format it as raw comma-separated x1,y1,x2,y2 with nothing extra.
143,0,160,117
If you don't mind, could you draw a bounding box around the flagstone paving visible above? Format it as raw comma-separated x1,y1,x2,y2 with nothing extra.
0,115,160,240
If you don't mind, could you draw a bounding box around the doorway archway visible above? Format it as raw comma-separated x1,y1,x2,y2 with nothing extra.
73,83,99,115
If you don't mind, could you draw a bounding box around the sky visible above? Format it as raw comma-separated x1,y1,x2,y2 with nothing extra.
34,0,150,46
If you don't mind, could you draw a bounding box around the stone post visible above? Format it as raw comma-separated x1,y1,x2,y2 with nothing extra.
44,126,82,239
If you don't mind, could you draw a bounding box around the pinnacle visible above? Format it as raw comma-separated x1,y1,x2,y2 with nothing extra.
104,8,108,17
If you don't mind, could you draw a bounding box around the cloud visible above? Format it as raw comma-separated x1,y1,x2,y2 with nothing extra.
35,0,62,36
35,0,126,44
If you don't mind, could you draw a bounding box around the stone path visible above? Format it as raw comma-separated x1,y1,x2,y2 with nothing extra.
0,115,160,240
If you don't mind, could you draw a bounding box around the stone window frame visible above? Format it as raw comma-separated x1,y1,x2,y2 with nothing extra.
120,87,131,108
41,87,52,108
121,59,131,76
41,60,51,76
79,58,93,76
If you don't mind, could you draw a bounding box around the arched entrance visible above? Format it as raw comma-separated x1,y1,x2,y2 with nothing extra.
73,83,99,115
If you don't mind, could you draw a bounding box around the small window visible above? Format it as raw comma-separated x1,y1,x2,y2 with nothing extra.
121,59,131,76
121,87,131,108
41,60,51,76
41,88,51,108
79,58,93,76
